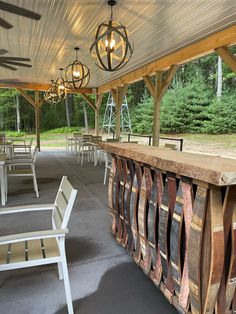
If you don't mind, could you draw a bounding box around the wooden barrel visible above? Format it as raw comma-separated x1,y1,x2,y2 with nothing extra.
138,166,152,274
149,169,163,285
130,162,142,264
159,172,176,301
117,157,125,244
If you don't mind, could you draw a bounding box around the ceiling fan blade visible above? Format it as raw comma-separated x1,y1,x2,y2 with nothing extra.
0,1,41,20
0,49,8,55
0,17,13,29
3,60,32,68
0,57,31,62
0,63,17,71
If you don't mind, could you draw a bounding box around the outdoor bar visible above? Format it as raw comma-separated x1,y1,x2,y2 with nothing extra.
100,142,236,314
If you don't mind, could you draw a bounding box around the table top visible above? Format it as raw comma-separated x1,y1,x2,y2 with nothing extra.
99,142,236,186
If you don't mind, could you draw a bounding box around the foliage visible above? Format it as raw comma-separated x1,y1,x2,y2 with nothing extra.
131,92,153,134
6,131,26,137
203,95,236,134
43,127,82,134
161,75,212,133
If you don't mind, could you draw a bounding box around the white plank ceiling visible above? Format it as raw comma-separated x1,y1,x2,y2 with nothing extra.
0,0,236,88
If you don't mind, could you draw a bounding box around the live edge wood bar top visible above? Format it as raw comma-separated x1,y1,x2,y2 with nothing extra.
100,142,236,186
101,142,236,314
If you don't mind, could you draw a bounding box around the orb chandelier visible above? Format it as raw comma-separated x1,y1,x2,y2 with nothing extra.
90,0,133,72
55,68,70,101
65,47,90,89
44,80,60,104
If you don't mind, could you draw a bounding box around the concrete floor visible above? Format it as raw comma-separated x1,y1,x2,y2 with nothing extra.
0,151,177,314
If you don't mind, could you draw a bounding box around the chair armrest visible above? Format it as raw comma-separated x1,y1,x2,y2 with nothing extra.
0,204,54,215
7,161,34,166
0,229,68,245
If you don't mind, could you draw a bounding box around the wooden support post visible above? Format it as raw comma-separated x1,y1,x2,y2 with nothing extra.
144,65,178,147
17,88,42,151
111,85,128,140
216,47,236,74
95,94,103,136
35,91,41,151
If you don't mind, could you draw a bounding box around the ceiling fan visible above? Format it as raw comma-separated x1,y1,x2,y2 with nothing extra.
0,49,32,71
0,0,41,29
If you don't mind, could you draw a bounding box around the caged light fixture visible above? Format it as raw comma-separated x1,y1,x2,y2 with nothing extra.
44,80,60,104
55,68,70,101
90,0,133,72
65,47,90,89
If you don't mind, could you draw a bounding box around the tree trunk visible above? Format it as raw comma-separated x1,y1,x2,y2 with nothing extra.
217,56,222,98
16,94,21,132
83,103,88,132
65,96,71,127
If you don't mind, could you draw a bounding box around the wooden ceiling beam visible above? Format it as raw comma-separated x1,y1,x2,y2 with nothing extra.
0,82,93,94
98,25,236,93
215,46,236,73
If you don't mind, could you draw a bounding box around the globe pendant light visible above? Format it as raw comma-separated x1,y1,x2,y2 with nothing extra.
90,0,133,72
55,68,69,101
44,80,60,104
65,47,90,89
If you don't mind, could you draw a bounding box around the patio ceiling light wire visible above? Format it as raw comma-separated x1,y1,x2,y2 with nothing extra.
65,47,90,90
90,0,133,72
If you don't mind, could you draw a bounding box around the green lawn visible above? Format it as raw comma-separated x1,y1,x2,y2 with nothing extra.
10,131,236,150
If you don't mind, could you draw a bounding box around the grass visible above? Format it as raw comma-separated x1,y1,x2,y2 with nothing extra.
5,130,236,150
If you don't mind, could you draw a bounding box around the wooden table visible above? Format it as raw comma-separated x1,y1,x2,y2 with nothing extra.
99,143,236,314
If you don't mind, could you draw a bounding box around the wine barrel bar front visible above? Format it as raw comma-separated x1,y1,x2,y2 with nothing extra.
100,143,236,314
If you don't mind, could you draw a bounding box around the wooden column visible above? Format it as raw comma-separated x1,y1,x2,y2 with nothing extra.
35,91,41,150
17,88,43,151
111,85,128,139
144,65,178,147
216,47,236,74
95,94,104,135
81,93,104,135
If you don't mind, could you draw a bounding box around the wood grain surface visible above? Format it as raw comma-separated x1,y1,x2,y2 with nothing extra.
100,142,236,186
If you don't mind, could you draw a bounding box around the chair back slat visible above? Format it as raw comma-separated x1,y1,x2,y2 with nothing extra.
52,176,77,230
53,205,63,229
56,191,68,217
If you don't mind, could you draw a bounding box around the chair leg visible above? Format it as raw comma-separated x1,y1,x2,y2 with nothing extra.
60,247,74,314
32,167,39,198
57,262,63,280
104,164,107,185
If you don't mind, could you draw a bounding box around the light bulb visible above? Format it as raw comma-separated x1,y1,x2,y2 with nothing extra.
73,70,80,79
105,38,116,51
110,39,116,49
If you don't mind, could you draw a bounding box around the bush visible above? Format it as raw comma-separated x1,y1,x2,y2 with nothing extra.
203,95,236,134
43,127,82,134
6,131,26,137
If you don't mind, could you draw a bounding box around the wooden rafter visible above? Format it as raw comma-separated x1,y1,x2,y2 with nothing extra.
17,88,35,107
216,46,236,74
98,25,236,93
144,65,178,147
81,93,96,111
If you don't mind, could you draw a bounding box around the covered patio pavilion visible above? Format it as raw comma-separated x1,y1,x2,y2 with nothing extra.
1,1,236,314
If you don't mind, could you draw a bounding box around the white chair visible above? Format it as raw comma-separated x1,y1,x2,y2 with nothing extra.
104,151,112,184
0,176,77,314
13,137,33,158
7,147,39,198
